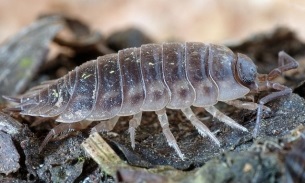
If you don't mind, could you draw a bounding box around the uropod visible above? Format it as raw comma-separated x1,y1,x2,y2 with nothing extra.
4,42,299,160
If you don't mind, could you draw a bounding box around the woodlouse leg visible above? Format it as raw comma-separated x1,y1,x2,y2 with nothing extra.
91,116,120,133
253,52,298,137
128,112,142,149
224,100,271,112
39,120,92,152
181,107,220,146
155,109,184,160
204,106,248,132
254,83,292,137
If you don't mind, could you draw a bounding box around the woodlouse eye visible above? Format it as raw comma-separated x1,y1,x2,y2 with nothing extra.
236,53,257,89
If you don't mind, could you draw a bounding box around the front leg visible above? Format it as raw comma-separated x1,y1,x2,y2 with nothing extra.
254,51,298,137
224,100,271,112
254,83,292,137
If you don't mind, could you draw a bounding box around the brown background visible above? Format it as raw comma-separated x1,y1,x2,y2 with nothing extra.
0,0,305,44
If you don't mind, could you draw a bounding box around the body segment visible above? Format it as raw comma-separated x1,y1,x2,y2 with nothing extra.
208,44,250,101
185,42,218,107
162,42,196,109
118,48,145,115
87,54,123,120
140,44,170,111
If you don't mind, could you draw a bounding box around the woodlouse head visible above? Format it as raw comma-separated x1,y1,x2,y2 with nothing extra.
236,53,258,91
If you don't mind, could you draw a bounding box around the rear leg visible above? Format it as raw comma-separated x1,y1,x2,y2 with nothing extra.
91,114,142,150
39,120,92,152
155,109,184,160
224,100,271,112
128,112,142,149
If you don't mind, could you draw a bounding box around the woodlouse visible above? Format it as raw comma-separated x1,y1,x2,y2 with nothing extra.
3,42,298,159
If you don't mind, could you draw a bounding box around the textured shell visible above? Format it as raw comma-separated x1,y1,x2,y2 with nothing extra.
15,42,250,123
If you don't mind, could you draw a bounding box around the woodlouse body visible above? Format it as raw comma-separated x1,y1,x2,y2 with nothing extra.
16,43,253,119
4,42,298,159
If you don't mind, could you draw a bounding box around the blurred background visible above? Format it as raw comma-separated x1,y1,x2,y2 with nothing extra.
1,1,305,182
0,0,305,44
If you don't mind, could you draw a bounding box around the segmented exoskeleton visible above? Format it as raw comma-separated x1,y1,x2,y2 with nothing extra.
4,42,298,159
